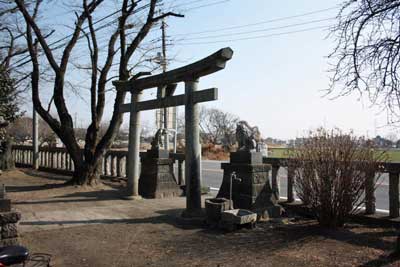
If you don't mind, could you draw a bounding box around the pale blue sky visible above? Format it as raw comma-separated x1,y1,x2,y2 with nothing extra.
24,0,395,140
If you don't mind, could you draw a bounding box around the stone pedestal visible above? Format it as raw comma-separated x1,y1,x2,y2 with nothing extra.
0,186,20,246
0,211,21,246
217,151,282,219
0,139,14,171
139,149,181,198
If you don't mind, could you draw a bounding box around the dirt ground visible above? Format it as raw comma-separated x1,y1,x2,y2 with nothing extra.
1,169,400,267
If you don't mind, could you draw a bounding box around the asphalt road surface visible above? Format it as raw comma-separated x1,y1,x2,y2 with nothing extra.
197,160,391,212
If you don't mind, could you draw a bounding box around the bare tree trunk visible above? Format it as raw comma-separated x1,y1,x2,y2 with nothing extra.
70,157,102,186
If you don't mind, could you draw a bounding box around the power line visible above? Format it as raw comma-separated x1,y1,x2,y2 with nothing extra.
8,0,222,70
125,0,231,37
179,17,335,41
160,0,230,11
172,5,339,36
174,24,332,45
181,0,231,12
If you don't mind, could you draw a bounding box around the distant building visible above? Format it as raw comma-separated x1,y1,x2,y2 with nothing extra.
372,135,393,148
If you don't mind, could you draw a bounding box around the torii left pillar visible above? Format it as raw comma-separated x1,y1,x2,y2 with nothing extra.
126,91,142,199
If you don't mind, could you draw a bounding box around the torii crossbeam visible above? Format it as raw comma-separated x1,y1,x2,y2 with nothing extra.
113,47,233,218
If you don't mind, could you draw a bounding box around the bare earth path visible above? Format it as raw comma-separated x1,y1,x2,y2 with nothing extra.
1,169,400,267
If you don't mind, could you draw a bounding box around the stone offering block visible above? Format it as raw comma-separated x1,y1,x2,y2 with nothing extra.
221,209,257,225
230,151,262,164
146,149,169,159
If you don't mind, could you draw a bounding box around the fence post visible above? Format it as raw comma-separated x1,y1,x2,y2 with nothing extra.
389,172,400,218
116,156,121,177
365,170,376,215
271,164,280,199
287,165,294,203
104,155,108,176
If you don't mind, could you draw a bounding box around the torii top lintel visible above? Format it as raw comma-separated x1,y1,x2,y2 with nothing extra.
112,47,233,92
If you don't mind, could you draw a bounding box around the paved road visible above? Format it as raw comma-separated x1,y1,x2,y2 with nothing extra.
197,160,391,212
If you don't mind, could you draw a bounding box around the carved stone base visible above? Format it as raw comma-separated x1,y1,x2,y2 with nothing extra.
217,152,282,219
0,211,21,246
0,139,14,171
139,150,181,198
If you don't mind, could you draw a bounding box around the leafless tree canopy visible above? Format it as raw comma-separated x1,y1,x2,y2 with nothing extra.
8,0,181,185
199,107,239,149
8,116,56,146
329,0,400,122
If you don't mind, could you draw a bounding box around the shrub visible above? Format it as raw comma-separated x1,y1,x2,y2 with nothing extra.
289,128,385,228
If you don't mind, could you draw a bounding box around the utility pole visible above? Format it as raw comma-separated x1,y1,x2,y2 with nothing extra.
156,13,184,152
161,18,169,151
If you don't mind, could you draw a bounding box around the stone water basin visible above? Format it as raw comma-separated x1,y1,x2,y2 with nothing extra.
221,209,257,225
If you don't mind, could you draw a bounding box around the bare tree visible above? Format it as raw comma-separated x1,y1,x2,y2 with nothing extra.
8,116,56,146
0,1,33,122
199,107,239,150
329,1,400,123
13,0,180,185
289,128,386,228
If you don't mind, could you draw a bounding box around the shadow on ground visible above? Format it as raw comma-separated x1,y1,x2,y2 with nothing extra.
156,217,400,267
19,208,183,227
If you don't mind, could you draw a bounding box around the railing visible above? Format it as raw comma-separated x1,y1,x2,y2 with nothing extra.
11,145,185,185
263,157,400,219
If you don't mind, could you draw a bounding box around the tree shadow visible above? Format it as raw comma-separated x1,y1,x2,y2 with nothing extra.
14,188,127,205
157,216,400,265
20,215,175,227
19,169,70,182
360,252,400,267
20,208,184,227
6,183,66,193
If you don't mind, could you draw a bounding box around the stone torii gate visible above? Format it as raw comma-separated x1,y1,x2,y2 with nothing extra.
113,47,233,217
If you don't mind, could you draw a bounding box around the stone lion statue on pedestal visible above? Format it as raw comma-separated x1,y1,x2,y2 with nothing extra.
236,120,261,152
151,128,167,150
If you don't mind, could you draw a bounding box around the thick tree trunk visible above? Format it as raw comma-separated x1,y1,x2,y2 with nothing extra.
66,148,103,186
68,160,102,186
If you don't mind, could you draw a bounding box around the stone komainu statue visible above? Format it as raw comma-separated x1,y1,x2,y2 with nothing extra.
236,120,261,152
0,117,13,171
151,128,166,150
